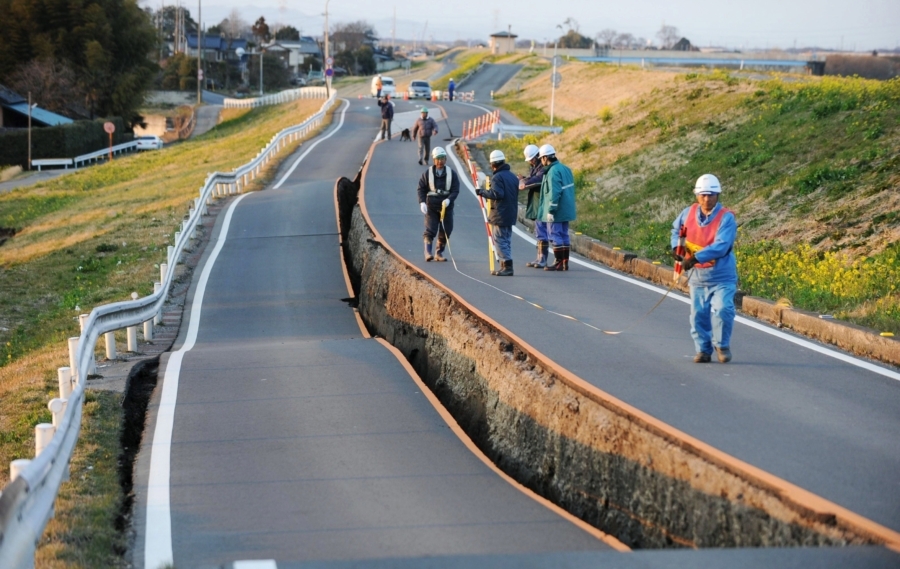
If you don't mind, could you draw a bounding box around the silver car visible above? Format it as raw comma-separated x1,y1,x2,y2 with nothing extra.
136,135,164,150
408,80,432,99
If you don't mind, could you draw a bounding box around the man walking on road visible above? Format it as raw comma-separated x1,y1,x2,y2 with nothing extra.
377,94,394,141
671,174,738,364
448,78,456,101
418,147,460,262
411,107,438,165
476,150,520,276
518,144,548,268
537,144,576,272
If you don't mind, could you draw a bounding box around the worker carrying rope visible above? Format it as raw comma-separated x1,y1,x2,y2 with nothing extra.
417,147,459,262
671,174,738,364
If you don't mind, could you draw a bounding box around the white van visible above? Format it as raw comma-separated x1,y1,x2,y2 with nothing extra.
371,75,396,97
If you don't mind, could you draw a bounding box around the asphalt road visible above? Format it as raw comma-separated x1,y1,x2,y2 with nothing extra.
133,98,616,569
459,64,523,101
361,102,900,563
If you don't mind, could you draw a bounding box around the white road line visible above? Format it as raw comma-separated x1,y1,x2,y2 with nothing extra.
273,99,349,189
447,150,900,382
144,192,248,569
144,103,349,567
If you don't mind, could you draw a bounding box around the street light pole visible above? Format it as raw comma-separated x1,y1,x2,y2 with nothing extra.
324,0,331,97
197,0,202,104
550,24,562,127
259,49,264,96
27,91,32,171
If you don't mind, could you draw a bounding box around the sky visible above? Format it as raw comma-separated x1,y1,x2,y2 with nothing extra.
142,0,900,52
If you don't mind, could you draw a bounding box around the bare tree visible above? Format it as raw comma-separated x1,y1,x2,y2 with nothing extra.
331,20,376,53
9,58,85,117
596,28,617,49
614,33,635,50
562,17,580,33
223,9,248,39
657,25,679,49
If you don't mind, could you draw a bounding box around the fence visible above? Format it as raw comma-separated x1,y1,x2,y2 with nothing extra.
462,110,501,140
222,86,329,108
0,89,336,569
32,141,140,170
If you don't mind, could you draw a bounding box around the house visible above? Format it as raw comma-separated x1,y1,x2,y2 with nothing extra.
0,84,73,129
489,31,518,55
264,37,322,76
186,33,248,62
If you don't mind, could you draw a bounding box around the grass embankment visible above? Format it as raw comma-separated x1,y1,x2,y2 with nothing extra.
486,63,900,333
431,48,498,90
0,96,330,566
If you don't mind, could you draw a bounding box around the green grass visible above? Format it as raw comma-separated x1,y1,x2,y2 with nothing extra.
484,72,900,332
431,49,498,90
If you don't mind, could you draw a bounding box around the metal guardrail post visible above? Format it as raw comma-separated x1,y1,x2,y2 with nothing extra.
153,282,162,325
105,331,117,360
57,367,72,399
67,337,79,384
35,424,54,456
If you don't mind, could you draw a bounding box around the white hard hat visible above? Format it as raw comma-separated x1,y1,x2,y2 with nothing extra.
449,78,454,81
523,144,539,161
693,174,722,194
489,149,506,163
538,144,556,158
432,147,447,159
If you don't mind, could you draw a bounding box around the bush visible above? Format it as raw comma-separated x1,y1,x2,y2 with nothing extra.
0,118,131,168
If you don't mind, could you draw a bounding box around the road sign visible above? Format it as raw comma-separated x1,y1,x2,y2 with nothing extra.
325,68,334,78
325,56,334,66
552,55,562,66
103,122,115,134
198,69,204,80
551,72,562,88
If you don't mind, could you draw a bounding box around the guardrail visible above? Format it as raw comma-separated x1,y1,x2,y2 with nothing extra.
0,88,336,568
222,86,329,108
72,141,139,168
493,123,563,140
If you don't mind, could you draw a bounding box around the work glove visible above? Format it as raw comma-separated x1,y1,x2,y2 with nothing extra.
682,256,698,271
671,248,684,262
546,213,555,222
518,180,525,190
475,188,483,196
442,199,450,208
420,202,428,214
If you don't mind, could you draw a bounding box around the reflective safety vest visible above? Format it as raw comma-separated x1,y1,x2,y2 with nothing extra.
427,166,453,197
684,203,732,268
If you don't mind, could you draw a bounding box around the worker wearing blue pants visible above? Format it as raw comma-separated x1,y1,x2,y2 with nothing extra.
671,174,738,364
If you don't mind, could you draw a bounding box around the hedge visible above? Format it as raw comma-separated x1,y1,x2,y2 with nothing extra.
0,118,132,168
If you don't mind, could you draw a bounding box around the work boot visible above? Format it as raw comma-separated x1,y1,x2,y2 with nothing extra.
418,159,423,165
525,241,548,268
716,347,732,363
434,244,447,262
491,260,513,276
544,247,566,271
424,240,434,262
562,246,570,271
693,352,711,363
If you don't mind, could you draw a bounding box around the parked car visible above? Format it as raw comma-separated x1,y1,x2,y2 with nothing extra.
408,80,432,99
136,135,164,150
371,75,396,97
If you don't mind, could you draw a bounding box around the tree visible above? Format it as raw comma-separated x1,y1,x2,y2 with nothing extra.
252,16,271,44
248,53,290,92
275,25,301,41
558,29,592,49
0,0,158,126
8,58,86,117
597,29,617,49
657,25,679,49
331,21,376,53
614,33,635,50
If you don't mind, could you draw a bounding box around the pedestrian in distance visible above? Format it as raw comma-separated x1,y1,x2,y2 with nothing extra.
377,94,394,141
448,78,456,101
537,144,576,271
375,74,383,98
411,107,439,166
518,144,548,268
417,147,460,262
671,174,738,364
476,150,520,276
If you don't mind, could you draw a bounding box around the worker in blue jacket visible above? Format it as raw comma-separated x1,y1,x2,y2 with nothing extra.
671,174,738,364
537,144,576,271
476,150,520,276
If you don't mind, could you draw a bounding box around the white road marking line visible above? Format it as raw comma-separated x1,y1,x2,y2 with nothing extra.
144,102,348,567
447,150,900,382
273,99,349,189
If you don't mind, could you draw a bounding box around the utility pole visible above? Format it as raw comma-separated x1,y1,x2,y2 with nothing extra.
324,0,331,97
197,0,202,104
27,92,32,171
